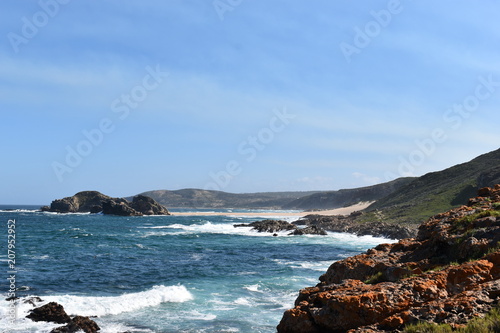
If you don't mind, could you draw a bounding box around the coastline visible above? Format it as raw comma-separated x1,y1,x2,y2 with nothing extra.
172,201,374,218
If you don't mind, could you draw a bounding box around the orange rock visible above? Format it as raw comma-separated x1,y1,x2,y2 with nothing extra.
278,185,500,333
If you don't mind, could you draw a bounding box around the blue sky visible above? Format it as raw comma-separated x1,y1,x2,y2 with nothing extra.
1,0,499,204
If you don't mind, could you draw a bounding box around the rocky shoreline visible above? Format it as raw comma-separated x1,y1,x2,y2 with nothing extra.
277,185,500,332
234,213,416,239
41,191,170,216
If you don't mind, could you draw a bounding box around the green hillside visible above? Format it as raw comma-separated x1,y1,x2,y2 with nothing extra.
363,148,500,225
282,178,415,210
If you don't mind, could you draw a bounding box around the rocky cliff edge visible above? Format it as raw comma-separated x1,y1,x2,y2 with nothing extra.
278,185,500,332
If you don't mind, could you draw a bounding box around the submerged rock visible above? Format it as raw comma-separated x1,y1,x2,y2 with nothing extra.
278,185,500,332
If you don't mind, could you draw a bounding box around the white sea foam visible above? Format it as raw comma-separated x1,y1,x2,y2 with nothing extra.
0,209,38,213
0,284,193,331
272,259,334,272
42,211,92,216
234,297,252,306
140,221,295,238
45,285,193,317
243,284,261,292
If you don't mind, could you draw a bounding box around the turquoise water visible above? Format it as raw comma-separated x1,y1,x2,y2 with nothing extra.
0,209,395,332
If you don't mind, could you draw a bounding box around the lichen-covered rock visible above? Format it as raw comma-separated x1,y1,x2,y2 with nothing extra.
278,185,500,332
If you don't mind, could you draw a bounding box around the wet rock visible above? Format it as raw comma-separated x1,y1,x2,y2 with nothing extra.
23,296,43,306
234,220,297,233
26,302,71,324
295,215,416,239
289,226,327,236
51,315,100,333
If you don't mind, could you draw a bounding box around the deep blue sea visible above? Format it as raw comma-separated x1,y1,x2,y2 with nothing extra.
0,207,395,332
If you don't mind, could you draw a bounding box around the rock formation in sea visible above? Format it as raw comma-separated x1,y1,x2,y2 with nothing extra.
41,191,170,216
26,301,100,333
234,215,413,239
234,220,298,233
296,214,416,239
278,185,500,332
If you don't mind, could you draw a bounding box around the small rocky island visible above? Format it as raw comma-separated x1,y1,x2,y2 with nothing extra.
41,191,170,216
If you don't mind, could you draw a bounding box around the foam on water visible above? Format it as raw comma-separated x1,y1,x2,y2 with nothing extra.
47,285,193,316
139,221,294,237
0,285,193,332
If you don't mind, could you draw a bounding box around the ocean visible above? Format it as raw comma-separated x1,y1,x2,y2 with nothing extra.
0,207,395,332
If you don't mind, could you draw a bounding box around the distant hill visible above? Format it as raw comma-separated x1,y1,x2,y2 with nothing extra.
282,178,415,210
139,178,413,210
138,189,320,209
364,147,500,225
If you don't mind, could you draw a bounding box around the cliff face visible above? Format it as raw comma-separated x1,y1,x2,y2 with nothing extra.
278,185,500,332
42,191,170,216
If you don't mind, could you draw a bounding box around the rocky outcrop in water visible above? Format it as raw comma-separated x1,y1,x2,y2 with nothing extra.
234,220,298,233
296,214,416,239
278,185,500,332
234,216,410,238
26,301,100,333
26,302,71,324
290,225,328,236
41,191,170,216
51,315,100,333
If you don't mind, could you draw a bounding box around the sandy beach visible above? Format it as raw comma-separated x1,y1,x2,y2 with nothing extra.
173,201,374,218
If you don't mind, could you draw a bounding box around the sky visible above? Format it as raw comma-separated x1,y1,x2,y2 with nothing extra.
1,0,500,204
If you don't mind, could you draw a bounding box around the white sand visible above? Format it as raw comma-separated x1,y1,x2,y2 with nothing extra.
172,201,374,218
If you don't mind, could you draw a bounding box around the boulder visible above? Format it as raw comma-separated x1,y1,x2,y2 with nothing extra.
234,220,297,233
26,302,71,324
51,315,100,333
